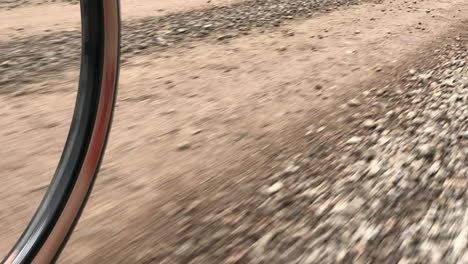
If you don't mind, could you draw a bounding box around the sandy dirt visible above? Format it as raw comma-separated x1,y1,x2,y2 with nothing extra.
0,0,467,263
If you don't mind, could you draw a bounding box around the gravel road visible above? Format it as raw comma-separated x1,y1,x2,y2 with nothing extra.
0,0,78,9
107,34,466,264
0,0,467,263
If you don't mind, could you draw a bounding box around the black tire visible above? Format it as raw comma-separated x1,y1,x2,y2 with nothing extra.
2,0,120,263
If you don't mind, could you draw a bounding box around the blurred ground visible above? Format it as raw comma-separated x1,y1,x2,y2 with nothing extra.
0,0,467,263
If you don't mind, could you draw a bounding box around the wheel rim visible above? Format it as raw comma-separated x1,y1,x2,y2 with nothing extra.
2,0,120,263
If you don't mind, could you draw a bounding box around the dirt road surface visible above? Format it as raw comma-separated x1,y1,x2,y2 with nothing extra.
1,0,467,263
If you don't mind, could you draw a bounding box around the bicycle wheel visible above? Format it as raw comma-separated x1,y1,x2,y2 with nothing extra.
2,0,120,263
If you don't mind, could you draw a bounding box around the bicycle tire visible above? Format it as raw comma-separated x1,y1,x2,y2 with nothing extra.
2,0,120,263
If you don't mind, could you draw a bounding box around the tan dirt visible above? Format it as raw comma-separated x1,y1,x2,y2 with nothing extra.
0,0,467,262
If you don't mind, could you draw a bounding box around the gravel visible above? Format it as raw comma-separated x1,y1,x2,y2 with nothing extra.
133,36,467,263
0,0,372,91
